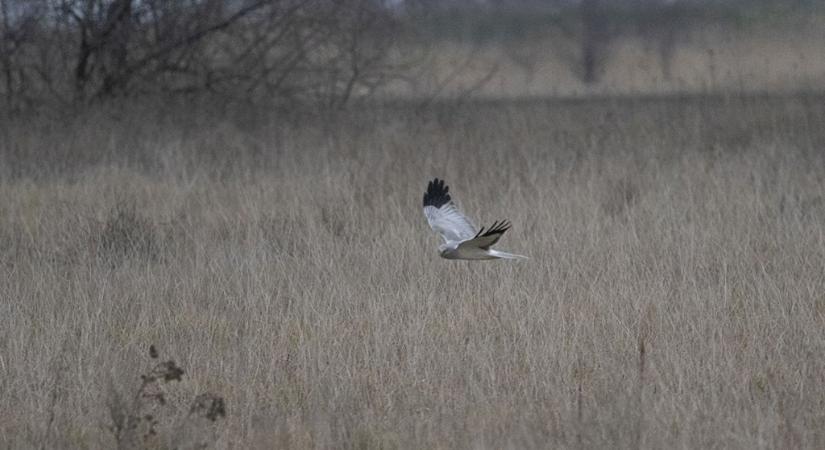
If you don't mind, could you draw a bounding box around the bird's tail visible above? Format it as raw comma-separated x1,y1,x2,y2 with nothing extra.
489,250,528,261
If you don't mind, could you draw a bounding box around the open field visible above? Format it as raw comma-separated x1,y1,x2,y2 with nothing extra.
2,94,825,448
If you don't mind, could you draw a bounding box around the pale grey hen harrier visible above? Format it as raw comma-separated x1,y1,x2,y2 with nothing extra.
423,178,527,260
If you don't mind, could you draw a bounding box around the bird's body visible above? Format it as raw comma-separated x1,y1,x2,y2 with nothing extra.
422,178,526,261
438,243,521,260
439,242,494,260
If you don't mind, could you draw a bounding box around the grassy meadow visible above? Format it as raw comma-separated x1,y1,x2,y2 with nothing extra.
1,93,825,448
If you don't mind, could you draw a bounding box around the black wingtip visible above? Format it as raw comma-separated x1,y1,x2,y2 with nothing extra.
423,178,451,208
476,219,512,238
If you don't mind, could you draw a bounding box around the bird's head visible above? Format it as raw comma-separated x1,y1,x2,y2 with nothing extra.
438,242,458,258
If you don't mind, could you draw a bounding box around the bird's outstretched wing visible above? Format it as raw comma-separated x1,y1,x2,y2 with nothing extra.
458,220,511,251
423,178,477,243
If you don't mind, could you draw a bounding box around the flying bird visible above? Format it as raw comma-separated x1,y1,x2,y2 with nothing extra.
423,178,527,261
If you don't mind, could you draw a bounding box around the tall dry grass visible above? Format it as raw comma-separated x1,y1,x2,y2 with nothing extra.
2,95,825,448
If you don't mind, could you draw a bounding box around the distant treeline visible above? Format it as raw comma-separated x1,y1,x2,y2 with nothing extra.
1,0,821,113
404,0,822,43
399,0,823,86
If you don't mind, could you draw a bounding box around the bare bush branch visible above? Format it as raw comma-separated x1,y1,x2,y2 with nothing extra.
0,0,404,110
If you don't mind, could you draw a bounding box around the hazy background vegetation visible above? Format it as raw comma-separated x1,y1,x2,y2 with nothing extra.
2,1,825,449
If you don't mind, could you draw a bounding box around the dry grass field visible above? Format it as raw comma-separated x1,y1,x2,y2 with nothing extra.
2,94,825,449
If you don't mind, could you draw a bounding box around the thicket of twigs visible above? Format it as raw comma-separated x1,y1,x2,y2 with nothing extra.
0,0,400,112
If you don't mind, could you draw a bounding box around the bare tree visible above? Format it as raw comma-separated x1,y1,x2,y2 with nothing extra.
634,1,692,81
579,0,608,84
554,0,692,85
0,0,403,111
0,0,45,111
537,0,614,85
